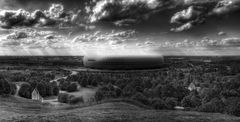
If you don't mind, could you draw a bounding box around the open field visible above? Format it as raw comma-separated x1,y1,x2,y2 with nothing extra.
1,96,240,122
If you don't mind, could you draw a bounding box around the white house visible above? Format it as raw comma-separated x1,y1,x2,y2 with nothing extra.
32,88,44,102
188,83,201,92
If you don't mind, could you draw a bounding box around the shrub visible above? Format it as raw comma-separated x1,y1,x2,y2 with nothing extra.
225,97,240,116
150,98,167,109
58,93,69,103
221,90,240,98
198,98,224,113
69,96,84,104
91,79,98,87
165,97,178,110
95,90,105,101
160,84,175,98
67,83,78,92
60,81,70,91
131,92,149,105
181,93,201,108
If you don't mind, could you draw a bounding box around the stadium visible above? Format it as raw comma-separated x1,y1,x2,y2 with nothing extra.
83,55,164,70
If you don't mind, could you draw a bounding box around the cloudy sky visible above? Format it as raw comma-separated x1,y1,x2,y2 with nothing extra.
0,0,240,56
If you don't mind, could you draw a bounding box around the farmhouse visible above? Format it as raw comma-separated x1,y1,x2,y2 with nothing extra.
188,83,201,92
83,55,164,70
32,88,43,102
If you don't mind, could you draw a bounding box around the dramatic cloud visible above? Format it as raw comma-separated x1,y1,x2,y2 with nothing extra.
171,0,240,31
89,0,240,31
0,4,83,29
89,0,179,24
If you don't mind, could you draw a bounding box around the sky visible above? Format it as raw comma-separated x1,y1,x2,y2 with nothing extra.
0,0,240,56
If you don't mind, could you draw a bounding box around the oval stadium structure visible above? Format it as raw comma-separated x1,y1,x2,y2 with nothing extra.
83,55,164,70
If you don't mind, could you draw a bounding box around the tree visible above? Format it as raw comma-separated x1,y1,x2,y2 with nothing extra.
221,90,240,98
10,83,17,95
225,97,240,116
165,97,178,110
60,81,70,91
52,85,60,96
0,79,11,96
160,84,175,98
37,82,47,97
45,82,53,96
95,90,104,101
198,98,224,113
150,98,167,109
181,92,201,108
58,93,69,103
131,92,149,105
67,83,78,92
18,83,32,99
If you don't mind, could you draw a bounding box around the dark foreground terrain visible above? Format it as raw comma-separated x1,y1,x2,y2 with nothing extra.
1,96,240,122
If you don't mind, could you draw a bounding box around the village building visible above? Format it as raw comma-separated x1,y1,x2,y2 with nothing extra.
32,88,44,102
188,83,201,92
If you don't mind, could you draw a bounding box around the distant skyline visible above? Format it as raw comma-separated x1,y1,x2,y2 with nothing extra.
0,0,240,56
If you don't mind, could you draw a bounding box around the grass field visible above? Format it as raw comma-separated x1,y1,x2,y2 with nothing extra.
1,96,240,122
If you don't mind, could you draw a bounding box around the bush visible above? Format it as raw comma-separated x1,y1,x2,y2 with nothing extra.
221,90,240,98
67,83,78,92
150,98,167,109
60,81,70,91
165,97,178,110
58,93,84,104
69,96,84,104
225,97,240,116
198,98,224,113
58,93,69,103
131,92,149,105
181,93,201,108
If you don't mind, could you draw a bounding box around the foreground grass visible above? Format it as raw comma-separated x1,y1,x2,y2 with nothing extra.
1,96,240,122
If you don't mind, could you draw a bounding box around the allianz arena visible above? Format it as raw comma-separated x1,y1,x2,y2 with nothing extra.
83,55,164,70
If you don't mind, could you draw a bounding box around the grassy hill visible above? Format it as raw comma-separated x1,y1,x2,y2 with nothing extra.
1,96,240,122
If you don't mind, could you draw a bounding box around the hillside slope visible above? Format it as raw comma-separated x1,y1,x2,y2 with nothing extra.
1,96,240,122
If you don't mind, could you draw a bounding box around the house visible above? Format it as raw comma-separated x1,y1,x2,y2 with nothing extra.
188,83,201,92
32,88,44,102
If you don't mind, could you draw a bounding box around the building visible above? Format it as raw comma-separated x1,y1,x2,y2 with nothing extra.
83,55,164,70
188,83,201,92
32,88,44,102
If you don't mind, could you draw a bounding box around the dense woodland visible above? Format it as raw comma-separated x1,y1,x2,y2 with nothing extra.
1,57,240,116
